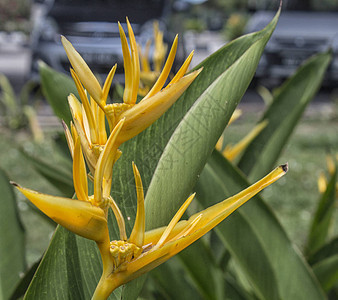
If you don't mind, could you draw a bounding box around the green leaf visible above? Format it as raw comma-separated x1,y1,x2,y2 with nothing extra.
39,61,76,125
148,257,203,300
306,167,337,257
10,259,40,300
178,240,226,300
312,254,338,292
144,9,279,230
238,51,332,181
0,74,17,115
308,236,338,266
20,148,74,197
0,169,25,299
195,151,326,300
24,11,279,299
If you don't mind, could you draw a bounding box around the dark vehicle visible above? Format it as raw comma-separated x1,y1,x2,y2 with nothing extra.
30,0,180,83
246,2,338,86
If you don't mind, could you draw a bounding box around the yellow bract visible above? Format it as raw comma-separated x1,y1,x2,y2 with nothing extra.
61,18,200,152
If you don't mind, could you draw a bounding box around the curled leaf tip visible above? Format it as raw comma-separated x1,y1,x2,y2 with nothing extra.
281,163,288,173
10,181,19,188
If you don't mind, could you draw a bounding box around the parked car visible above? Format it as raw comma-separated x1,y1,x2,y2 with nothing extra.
246,10,338,86
30,0,183,84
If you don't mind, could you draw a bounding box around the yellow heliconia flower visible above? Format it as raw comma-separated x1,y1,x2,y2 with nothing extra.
12,119,125,244
61,18,200,148
138,21,170,95
92,163,288,299
317,154,338,194
13,131,288,300
12,17,289,300
215,109,242,150
216,119,268,162
62,65,118,174
317,171,328,194
223,120,268,161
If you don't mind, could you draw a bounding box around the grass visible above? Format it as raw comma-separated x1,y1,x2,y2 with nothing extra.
0,100,337,266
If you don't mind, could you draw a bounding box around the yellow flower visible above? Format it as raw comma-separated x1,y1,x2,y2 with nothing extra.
12,17,289,300
12,119,125,244
138,21,171,95
62,18,200,148
62,65,117,174
317,154,337,194
217,120,268,161
93,163,288,298
13,122,288,299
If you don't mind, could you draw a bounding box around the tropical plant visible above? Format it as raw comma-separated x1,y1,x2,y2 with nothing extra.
0,74,43,141
2,7,337,300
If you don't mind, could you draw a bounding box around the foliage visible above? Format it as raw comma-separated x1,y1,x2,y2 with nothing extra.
0,74,43,141
1,7,338,300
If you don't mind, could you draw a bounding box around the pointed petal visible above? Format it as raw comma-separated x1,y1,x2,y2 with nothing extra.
144,164,288,246
228,109,242,125
166,50,194,88
129,162,145,247
94,119,125,202
215,134,224,152
326,154,336,175
126,18,140,105
153,21,167,72
73,138,89,202
318,171,327,194
61,36,102,102
109,197,127,241
70,69,98,144
62,120,74,158
118,22,133,104
117,69,202,144
82,105,92,145
143,35,178,100
12,183,108,243
139,40,151,72
68,93,83,125
72,117,97,174
223,120,268,161
167,214,202,243
97,102,107,145
155,193,195,249
102,64,117,105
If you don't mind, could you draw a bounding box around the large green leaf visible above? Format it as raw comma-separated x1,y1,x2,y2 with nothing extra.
195,151,326,299
306,167,337,257
0,169,25,299
144,9,279,229
10,259,40,300
39,61,76,125
312,254,338,292
308,237,338,266
178,240,226,300
24,11,279,299
148,257,203,300
238,51,332,181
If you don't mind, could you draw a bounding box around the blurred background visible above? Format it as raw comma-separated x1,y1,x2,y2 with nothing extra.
0,0,337,272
